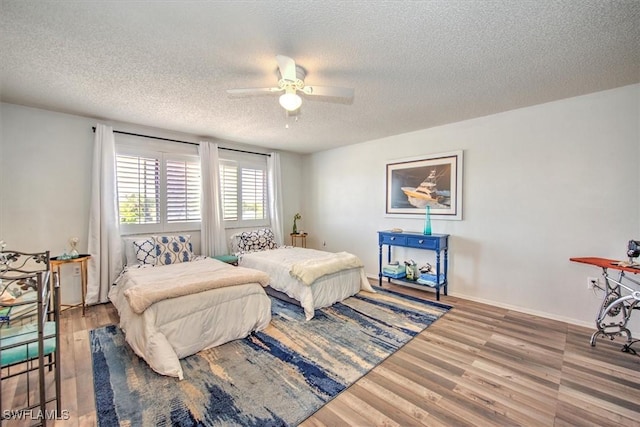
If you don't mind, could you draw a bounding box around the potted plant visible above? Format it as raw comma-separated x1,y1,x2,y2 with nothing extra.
292,213,301,234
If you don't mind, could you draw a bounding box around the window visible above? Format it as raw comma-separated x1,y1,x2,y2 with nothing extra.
116,148,201,234
219,152,269,228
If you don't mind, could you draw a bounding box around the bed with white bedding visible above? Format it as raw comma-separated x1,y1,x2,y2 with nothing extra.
233,229,374,320
109,254,271,380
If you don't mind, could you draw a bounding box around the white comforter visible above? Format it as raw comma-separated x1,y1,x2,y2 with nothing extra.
122,260,270,314
109,258,272,379
239,247,375,320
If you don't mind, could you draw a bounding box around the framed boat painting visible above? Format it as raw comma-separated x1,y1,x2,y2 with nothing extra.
386,150,463,220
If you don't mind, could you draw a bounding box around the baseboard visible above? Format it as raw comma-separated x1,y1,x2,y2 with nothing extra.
445,291,594,329
365,273,638,335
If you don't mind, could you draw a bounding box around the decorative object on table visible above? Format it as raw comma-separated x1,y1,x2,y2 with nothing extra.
292,213,301,234
618,239,640,267
423,205,432,235
420,262,433,273
386,150,463,220
404,259,418,280
91,289,450,427
68,237,79,258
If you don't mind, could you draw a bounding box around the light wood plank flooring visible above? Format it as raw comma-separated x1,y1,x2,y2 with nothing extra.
3,282,639,426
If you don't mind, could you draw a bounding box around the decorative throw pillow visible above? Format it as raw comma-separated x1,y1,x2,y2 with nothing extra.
237,228,278,253
154,235,193,265
133,238,156,265
123,237,140,266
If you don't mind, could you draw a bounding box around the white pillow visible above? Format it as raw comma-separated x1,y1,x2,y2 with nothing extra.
154,235,193,265
123,236,157,266
133,238,156,265
229,234,242,254
123,237,140,266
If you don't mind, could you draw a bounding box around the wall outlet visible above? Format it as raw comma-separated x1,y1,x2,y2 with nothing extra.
73,266,81,276
322,241,326,247
587,276,599,289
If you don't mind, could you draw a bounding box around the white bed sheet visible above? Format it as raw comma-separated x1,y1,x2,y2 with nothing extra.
109,259,271,379
239,247,374,320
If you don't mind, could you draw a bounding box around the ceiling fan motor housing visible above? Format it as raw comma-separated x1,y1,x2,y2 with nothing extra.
278,65,306,91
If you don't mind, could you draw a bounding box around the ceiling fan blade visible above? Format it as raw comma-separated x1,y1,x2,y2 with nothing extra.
226,87,282,94
276,55,297,82
302,85,354,99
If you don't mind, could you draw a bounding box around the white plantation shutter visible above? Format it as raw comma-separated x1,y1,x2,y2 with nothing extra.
116,148,201,233
116,154,160,225
241,168,266,220
220,161,239,221
166,159,201,223
219,154,268,227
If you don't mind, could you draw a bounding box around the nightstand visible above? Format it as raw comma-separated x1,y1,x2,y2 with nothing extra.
290,233,308,248
50,254,91,316
211,255,239,266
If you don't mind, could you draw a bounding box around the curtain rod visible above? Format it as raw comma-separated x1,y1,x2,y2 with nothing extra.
91,127,271,157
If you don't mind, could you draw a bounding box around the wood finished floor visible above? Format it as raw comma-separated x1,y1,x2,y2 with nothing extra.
3,282,640,427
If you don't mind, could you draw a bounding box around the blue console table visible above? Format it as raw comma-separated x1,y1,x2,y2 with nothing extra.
378,230,449,300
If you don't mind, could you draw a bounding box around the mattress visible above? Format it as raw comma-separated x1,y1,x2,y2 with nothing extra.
239,247,375,320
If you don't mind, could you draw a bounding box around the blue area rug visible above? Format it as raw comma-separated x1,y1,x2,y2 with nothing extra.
91,288,450,426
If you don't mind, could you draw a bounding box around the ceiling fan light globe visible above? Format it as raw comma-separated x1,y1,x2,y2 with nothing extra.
279,92,302,111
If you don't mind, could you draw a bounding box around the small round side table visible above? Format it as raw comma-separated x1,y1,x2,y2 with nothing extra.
50,254,91,316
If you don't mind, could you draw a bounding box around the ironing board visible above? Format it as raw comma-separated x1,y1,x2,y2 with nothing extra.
570,257,640,354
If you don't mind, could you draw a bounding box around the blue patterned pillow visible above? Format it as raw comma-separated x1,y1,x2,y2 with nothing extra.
154,235,193,265
133,238,156,265
237,228,278,253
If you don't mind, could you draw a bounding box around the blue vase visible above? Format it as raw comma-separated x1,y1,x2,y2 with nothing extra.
423,205,432,235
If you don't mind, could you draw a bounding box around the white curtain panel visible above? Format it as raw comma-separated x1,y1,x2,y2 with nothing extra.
268,152,284,246
199,141,228,256
87,124,123,304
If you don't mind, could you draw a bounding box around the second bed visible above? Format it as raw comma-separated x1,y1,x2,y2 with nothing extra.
234,229,374,320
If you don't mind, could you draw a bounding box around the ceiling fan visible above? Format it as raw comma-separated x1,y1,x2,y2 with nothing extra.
226,55,355,112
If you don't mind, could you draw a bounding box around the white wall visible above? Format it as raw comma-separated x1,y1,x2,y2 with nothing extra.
0,103,304,303
1,104,95,254
303,84,640,331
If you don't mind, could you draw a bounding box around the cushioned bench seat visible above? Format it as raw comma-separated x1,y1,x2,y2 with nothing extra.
1,321,56,367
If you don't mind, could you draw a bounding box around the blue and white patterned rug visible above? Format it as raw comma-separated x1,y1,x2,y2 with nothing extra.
91,288,450,426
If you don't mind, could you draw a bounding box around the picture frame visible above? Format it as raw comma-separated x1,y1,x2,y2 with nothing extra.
385,150,463,220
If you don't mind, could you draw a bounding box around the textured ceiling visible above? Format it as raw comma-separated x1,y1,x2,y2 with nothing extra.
1,1,639,154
